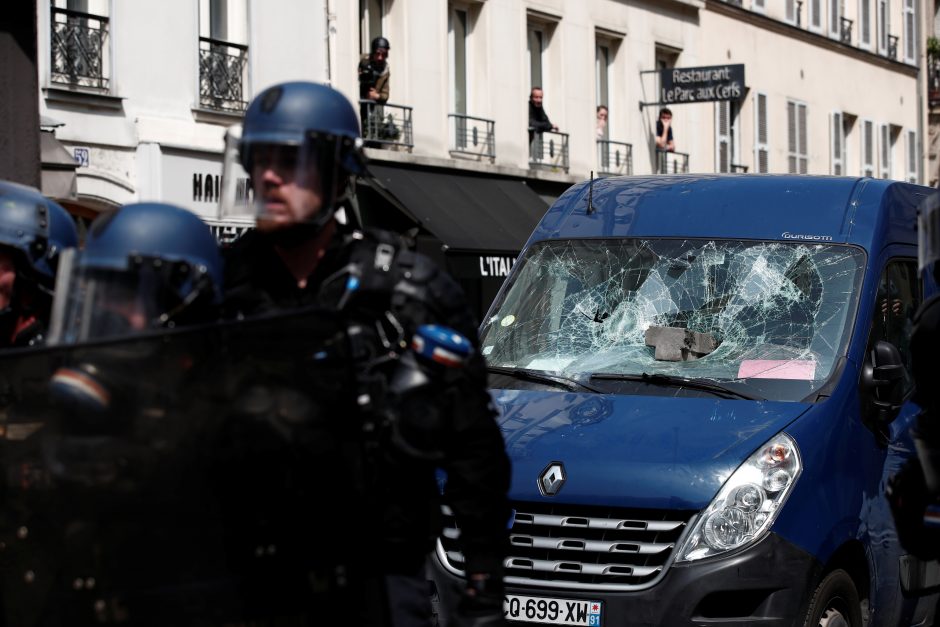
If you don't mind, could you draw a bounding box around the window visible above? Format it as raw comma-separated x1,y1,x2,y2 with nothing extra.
809,0,823,31
360,0,384,54
860,0,872,48
752,0,766,11
907,130,918,183
787,100,808,174
877,0,889,56
862,119,875,176
449,6,469,116
866,260,919,396
716,101,740,172
198,0,249,112
526,11,556,87
50,0,111,90
830,0,842,38
879,123,892,179
754,92,769,173
596,43,610,136
831,112,845,175
786,0,798,24
903,0,916,63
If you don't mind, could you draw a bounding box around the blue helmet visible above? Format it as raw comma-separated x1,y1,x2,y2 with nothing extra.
240,81,363,172
0,180,78,289
239,82,366,232
55,203,223,342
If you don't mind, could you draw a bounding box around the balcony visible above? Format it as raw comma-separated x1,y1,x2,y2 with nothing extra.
597,139,633,176
449,113,495,162
361,101,414,151
840,17,853,45
199,37,249,112
929,54,940,106
656,149,690,174
50,6,109,90
529,130,569,173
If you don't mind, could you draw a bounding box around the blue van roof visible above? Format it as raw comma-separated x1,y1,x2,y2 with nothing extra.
528,175,932,250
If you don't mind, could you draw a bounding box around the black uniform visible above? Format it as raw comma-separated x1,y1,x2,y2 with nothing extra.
223,228,511,621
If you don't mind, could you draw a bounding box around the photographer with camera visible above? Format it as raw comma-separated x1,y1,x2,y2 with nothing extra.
359,36,393,144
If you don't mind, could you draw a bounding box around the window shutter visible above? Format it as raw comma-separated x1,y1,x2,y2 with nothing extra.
831,112,843,175
907,130,917,183
904,0,916,62
880,124,891,179
755,92,769,173
798,104,808,174
716,101,731,173
862,120,874,176
786,0,796,23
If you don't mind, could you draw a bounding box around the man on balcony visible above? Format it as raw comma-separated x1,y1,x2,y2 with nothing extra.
528,87,558,160
359,36,393,144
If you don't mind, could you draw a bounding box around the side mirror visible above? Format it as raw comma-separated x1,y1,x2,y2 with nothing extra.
861,340,908,425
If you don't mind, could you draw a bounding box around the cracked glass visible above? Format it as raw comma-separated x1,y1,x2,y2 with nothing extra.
481,239,866,401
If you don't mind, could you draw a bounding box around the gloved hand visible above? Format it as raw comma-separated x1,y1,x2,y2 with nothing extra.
454,573,506,627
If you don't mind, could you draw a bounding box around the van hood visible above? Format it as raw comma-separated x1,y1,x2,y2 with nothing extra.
495,389,811,510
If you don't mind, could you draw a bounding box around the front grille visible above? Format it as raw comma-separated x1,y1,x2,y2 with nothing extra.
437,501,695,591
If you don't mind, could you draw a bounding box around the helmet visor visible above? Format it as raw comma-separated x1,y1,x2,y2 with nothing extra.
50,254,212,344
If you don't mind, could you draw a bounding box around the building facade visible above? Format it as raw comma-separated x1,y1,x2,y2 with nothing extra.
35,0,932,311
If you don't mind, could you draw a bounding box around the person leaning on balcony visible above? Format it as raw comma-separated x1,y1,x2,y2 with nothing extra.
528,86,557,144
655,107,675,152
596,105,609,140
358,36,390,104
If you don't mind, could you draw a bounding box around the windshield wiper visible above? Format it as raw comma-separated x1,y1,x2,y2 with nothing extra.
589,372,763,401
487,366,603,394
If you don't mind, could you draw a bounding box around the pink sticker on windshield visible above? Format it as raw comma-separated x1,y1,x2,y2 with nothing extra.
738,360,817,380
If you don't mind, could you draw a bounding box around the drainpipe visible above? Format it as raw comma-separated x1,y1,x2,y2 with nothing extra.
325,0,334,85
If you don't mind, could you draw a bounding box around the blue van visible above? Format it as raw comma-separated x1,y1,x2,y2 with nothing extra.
431,176,940,626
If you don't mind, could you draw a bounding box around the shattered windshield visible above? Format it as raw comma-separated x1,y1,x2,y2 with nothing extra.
481,239,865,402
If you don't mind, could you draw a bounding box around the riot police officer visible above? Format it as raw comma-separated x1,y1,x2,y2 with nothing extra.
0,181,78,348
0,202,230,626
889,193,940,558
222,81,510,627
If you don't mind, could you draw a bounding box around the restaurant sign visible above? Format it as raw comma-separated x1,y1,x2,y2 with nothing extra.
659,64,746,105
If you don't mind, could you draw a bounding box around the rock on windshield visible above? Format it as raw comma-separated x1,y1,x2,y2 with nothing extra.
481,239,864,387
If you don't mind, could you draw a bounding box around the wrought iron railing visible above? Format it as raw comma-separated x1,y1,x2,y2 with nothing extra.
888,34,899,60
199,37,249,112
730,163,749,173
597,139,633,176
656,149,690,174
449,113,495,161
360,101,414,150
529,130,569,173
840,17,853,44
929,56,940,106
50,6,109,89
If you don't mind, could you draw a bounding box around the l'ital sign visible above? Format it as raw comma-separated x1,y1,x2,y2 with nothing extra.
480,256,515,277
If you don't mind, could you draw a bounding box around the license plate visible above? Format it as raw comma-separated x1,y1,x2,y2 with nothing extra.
504,594,602,626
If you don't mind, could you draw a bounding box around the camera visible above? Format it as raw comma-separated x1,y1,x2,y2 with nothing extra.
358,62,380,87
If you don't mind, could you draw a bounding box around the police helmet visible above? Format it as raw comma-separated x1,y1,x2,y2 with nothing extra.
238,81,365,230
371,36,391,52
0,181,78,290
54,203,223,342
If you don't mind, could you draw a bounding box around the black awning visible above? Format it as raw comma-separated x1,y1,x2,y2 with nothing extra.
365,164,548,253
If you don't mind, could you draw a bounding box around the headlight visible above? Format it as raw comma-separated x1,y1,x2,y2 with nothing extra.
675,432,802,562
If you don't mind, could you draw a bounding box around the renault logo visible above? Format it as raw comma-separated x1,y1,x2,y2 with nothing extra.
538,462,567,496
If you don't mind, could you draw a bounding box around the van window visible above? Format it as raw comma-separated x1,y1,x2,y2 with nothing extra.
481,238,866,401
867,260,919,393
